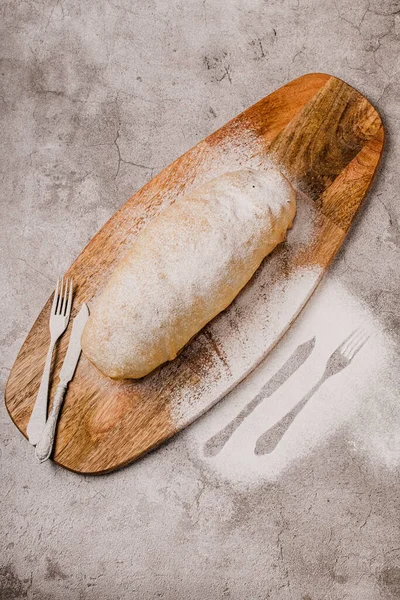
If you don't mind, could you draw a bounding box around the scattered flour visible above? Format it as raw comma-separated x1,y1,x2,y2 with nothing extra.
86,119,398,483
185,275,397,488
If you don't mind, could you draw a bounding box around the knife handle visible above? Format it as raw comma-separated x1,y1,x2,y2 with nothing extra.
35,381,68,463
27,341,55,445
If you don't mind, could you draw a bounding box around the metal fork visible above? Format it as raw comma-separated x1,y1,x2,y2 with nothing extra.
254,328,370,455
27,277,73,445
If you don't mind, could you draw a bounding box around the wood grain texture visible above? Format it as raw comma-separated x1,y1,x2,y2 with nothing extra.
5,74,384,474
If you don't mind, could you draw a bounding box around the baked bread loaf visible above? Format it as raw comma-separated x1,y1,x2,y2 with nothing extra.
82,168,296,379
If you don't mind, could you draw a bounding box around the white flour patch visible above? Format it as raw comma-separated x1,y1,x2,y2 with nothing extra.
185,276,396,488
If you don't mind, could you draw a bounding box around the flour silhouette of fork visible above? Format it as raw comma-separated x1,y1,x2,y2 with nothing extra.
254,328,371,456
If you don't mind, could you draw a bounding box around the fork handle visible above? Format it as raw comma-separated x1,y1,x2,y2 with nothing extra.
35,382,68,463
27,341,55,445
254,379,324,455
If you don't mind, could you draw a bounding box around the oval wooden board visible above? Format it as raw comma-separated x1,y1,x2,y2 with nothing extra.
5,73,384,474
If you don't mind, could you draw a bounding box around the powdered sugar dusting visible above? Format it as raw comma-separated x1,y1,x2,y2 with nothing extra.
85,120,329,434
83,167,296,378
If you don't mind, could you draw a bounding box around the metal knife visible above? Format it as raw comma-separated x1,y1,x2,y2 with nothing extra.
35,303,89,463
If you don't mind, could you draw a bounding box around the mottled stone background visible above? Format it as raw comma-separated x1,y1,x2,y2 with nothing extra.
1,0,400,598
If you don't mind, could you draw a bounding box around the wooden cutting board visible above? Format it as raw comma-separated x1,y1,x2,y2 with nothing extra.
5,74,384,474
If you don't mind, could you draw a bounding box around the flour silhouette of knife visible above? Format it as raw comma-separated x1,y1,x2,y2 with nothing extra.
35,303,89,463
203,336,316,457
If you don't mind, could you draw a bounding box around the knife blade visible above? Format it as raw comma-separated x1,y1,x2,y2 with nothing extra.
58,302,89,384
35,303,89,463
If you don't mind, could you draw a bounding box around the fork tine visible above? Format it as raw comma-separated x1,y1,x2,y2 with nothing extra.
51,277,59,315
56,277,64,314
61,278,68,315
344,329,367,358
338,328,360,354
348,333,370,361
342,328,363,355
66,279,73,319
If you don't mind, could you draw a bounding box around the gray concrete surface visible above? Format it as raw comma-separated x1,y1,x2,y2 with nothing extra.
1,0,400,598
